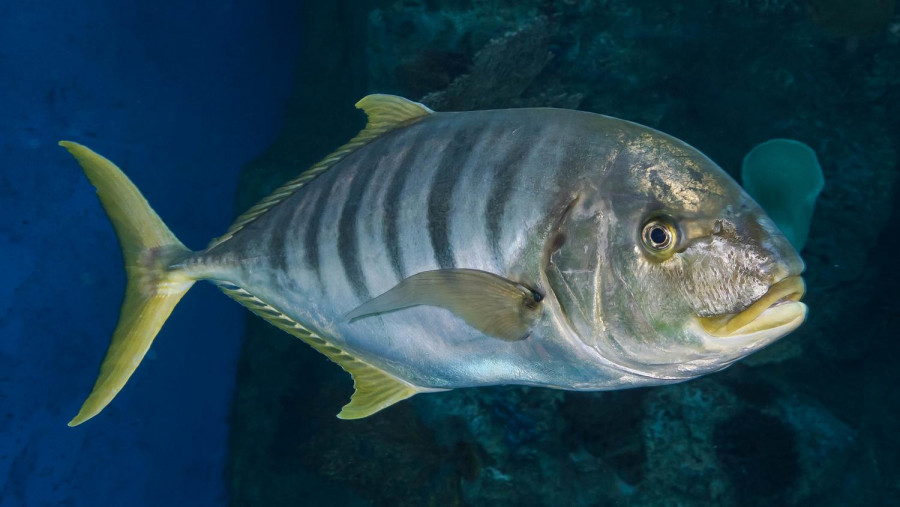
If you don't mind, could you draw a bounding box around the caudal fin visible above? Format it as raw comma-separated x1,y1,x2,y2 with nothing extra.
60,141,195,426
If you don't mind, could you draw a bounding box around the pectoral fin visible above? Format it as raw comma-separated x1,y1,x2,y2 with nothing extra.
346,269,543,341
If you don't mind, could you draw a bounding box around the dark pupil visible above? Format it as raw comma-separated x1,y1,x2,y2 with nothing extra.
649,226,668,246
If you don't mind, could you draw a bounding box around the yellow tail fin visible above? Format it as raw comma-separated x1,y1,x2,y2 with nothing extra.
60,141,195,427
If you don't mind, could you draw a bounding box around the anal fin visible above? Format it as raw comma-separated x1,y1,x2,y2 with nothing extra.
217,283,421,419
337,360,420,420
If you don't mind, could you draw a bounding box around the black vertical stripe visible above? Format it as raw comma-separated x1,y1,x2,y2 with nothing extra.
381,131,423,279
338,160,376,299
267,207,292,273
304,172,338,284
427,126,483,269
486,134,529,265
269,192,313,273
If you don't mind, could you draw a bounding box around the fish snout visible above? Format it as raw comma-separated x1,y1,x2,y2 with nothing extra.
731,205,805,283
697,209,808,338
758,214,806,283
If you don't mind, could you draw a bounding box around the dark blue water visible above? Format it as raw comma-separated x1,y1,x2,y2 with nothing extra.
4,1,899,505
1,1,299,505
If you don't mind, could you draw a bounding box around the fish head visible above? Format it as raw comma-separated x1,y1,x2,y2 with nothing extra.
545,128,806,381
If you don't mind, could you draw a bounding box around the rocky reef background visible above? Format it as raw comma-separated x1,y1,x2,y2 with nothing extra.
228,0,900,505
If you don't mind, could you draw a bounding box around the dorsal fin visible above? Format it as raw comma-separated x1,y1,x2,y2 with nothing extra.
208,95,433,249
216,282,430,419
354,94,434,130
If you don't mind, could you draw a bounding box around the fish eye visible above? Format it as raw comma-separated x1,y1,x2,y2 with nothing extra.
641,217,677,255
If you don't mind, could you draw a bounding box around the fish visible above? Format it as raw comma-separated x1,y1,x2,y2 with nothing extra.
60,94,807,426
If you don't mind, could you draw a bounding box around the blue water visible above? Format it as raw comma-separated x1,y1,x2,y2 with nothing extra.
5,1,900,505
1,1,299,505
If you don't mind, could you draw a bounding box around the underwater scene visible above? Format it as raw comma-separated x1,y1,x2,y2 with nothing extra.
3,0,900,505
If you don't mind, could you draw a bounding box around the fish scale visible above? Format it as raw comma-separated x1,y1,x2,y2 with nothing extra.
379,129,423,280
448,122,503,274
354,138,406,293
426,123,486,269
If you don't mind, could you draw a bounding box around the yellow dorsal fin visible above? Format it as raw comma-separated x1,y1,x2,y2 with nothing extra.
216,283,427,419
208,94,433,249
354,94,434,131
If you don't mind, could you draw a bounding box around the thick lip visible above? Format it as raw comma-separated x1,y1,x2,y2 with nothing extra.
698,276,806,337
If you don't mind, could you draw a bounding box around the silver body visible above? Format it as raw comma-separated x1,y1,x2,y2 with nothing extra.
193,108,802,391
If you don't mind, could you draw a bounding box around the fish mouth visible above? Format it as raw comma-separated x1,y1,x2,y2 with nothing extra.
698,276,807,338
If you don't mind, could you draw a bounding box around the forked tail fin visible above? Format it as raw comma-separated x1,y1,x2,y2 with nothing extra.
60,141,195,426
